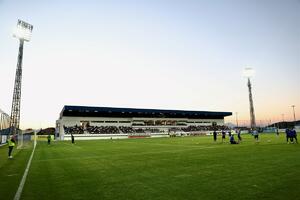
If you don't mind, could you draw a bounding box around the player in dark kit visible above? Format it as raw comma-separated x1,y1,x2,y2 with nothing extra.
221,130,226,142
47,134,51,145
290,128,298,144
213,131,217,142
237,129,242,142
228,130,232,137
71,133,75,144
286,129,291,143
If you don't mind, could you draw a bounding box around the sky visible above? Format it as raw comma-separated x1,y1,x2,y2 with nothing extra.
0,0,299,129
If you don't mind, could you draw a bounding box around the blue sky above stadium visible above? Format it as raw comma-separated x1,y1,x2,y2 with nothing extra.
0,0,299,128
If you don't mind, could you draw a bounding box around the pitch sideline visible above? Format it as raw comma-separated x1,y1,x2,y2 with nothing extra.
13,140,37,200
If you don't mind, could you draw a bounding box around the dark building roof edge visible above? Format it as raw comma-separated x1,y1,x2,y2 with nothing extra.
61,105,232,117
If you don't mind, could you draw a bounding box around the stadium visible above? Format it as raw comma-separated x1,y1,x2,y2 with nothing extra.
1,1,300,200
56,105,232,140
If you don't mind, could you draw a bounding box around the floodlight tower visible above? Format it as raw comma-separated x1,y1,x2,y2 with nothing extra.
243,67,256,129
291,105,296,126
9,20,33,137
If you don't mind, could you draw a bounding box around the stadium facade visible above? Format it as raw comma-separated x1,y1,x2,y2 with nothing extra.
56,105,232,140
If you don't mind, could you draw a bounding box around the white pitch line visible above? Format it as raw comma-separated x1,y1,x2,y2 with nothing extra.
13,141,37,200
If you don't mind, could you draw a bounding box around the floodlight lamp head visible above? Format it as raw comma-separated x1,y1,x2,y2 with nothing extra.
13,19,33,42
243,67,255,78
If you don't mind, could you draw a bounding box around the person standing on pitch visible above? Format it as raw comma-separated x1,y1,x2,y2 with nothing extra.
228,130,232,138
47,134,51,145
213,130,217,142
285,128,290,143
71,133,75,144
8,135,16,159
221,130,226,143
237,129,242,142
253,129,259,141
291,128,298,144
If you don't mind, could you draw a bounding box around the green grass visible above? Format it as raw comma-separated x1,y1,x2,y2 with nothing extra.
1,134,300,200
0,142,33,199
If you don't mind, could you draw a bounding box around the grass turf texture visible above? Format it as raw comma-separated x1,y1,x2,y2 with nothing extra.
0,134,299,200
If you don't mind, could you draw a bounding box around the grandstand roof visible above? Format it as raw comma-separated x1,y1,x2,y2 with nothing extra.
60,105,232,119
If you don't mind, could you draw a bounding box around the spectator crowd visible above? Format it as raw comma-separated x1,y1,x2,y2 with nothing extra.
63,125,230,135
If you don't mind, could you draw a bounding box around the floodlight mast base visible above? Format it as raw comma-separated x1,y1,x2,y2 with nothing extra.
247,78,256,129
9,39,24,137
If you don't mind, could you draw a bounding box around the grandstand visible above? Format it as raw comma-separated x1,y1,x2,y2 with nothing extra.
56,105,232,140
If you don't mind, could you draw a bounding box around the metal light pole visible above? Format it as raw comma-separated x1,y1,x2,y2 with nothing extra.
10,39,24,136
9,20,33,144
235,112,239,128
291,105,296,127
243,67,256,129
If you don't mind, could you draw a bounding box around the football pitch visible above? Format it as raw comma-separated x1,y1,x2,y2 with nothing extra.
0,134,299,200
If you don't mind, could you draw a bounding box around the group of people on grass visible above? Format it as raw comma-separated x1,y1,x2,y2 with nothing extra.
285,128,298,144
213,128,297,144
213,129,243,144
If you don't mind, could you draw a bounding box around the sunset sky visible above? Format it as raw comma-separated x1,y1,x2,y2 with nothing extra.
0,0,299,129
